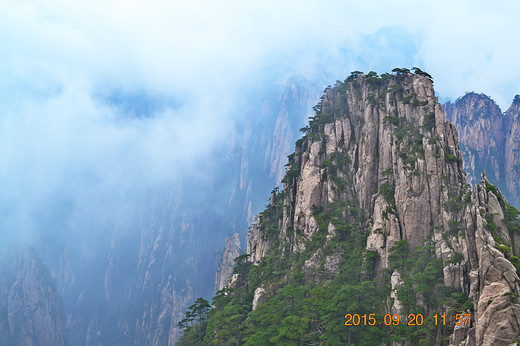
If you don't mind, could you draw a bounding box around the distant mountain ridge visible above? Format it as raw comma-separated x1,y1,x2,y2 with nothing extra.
444,92,520,207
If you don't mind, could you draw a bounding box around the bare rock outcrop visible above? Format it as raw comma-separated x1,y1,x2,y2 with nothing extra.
215,233,241,292
247,215,271,265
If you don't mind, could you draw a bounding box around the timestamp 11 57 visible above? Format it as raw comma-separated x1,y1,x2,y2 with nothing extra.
433,313,471,326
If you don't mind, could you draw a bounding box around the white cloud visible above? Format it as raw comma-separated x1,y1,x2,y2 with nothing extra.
3,0,518,103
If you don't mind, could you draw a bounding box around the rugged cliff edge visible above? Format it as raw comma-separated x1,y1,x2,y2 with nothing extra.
0,248,66,345
181,70,520,345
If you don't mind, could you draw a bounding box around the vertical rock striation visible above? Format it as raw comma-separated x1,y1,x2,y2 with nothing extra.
215,234,241,292
280,71,467,266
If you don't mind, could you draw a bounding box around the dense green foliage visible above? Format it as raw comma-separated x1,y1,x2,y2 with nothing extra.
412,67,434,81
177,298,211,345
180,235,469,345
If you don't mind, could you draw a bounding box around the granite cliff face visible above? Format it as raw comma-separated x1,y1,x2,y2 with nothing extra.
0,248,66,345
445,93,520,207
209,71,520,345
215,234,241,292
250,71,468,267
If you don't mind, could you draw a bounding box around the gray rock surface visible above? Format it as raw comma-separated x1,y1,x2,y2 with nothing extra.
215,234,241,292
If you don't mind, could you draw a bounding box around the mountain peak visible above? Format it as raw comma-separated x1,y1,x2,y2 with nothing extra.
184,70,520,345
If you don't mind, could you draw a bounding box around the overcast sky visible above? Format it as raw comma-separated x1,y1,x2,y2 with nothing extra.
1,0,519,244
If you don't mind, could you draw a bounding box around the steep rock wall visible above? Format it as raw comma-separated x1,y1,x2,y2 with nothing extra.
215,234,241,292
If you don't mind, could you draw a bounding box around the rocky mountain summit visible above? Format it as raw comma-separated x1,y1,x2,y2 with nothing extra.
445,93,520,207
181,70,520,345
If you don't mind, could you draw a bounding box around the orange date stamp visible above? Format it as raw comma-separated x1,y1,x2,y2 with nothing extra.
345,313,471,326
